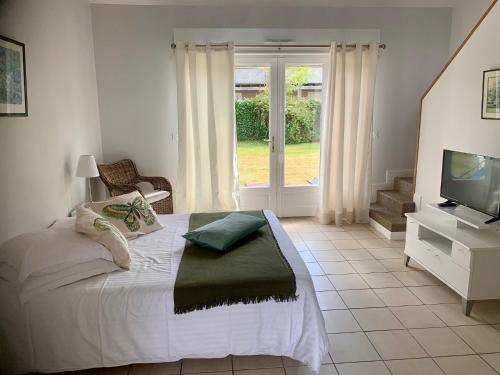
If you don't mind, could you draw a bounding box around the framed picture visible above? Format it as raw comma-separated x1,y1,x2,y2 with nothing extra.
482,69,500,120
0,35,28,116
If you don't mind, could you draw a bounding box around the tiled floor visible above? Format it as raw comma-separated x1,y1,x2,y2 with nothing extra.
52,218,500,375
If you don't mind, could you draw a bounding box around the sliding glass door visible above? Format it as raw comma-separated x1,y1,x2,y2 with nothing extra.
236,54,327,216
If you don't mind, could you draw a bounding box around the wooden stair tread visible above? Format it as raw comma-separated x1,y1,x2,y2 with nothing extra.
370,203,407,232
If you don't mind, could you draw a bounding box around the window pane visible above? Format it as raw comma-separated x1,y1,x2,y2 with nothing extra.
235,66,271,187
284,65,322,186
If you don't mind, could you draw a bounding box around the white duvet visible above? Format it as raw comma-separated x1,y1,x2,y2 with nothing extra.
0,211,328,374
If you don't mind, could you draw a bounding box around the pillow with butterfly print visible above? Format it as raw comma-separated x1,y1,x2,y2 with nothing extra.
87,191,163,239
75,206,131,269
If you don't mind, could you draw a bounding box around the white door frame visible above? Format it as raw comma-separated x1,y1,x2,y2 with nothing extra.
277,55,328,217
237,53,328,217
237,55,279,213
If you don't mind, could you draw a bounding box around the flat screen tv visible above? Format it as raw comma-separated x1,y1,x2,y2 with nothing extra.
441,149,500,221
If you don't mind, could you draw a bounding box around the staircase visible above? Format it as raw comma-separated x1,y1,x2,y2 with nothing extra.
369,177,415,233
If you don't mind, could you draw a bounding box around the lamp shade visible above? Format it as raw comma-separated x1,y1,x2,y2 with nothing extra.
76,155,99,178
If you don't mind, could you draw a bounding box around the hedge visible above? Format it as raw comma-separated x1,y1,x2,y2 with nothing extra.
235,94,321,144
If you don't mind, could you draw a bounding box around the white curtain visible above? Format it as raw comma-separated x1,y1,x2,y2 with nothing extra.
318,42,379,225
175,42,239,213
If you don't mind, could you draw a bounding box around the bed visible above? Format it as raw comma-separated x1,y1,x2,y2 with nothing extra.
0,210,328,374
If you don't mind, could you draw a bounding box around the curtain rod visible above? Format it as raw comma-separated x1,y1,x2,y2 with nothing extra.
170,42,386,50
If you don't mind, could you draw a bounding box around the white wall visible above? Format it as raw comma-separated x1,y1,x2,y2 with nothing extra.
0,0,102,243
449,0,493,54
91,5,451,189
415,2,500,206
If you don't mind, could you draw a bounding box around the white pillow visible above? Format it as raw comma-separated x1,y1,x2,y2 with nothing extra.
75,206,131,269
0,225,114,284
19,259,120,303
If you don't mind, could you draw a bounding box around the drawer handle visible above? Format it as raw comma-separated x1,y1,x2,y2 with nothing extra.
456,247,464,252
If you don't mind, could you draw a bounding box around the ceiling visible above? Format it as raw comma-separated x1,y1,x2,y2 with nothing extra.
89,0,457,7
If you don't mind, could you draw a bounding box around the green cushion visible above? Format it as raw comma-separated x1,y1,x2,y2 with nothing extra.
182,212,267,252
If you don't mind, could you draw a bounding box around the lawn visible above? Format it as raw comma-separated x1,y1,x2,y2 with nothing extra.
237,141,320,186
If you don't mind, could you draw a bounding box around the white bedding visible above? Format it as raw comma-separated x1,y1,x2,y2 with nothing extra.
0,211,328,374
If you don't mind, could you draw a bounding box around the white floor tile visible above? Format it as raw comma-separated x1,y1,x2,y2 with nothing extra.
474,301,500,324
316,291,347,310
234,369,286,375
336,361,390,375
408,286,460,304
311,275,335,291
338,250,374,261
452,325,500,353
300,232,328,241
373,288,422,306
233,355,283,370
427,304,485,326
366,330,427,360
306,262,325,276
481,353,500,373
312,250,345,262
410,327,474,356
434,355,497,375
323,309,361,333
327,274,370,291
368,248,404,260
358,239,390,249
348,259,387,273
361,273,403,288
347,231,380,240
182,357,232,374
284,364,338,375
331,240,363,250
392,271,442,287
385,358,444,375
305,240,335,251
390,305,445,328
338,289,385,308
324,232,354,240
351,307,404,331
299,251,316,263
328,332,380,363
319,261,356,275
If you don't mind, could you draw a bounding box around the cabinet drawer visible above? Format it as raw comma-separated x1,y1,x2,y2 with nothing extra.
405,235,470,296
406,219,419,238
451,243,471,270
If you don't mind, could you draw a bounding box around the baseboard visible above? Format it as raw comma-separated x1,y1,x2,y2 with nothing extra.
371,169,413,203
370,218,406,241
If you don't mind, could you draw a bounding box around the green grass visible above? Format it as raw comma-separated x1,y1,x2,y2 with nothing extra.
237,141,320,187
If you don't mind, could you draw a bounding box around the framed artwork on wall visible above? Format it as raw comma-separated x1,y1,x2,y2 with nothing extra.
0,35,28,117
482,69,500,120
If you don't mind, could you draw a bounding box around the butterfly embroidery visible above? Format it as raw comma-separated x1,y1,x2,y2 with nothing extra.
102,197,156,232
93,217,128,246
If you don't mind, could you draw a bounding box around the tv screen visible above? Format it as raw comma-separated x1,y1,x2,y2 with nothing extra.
441,150,500,218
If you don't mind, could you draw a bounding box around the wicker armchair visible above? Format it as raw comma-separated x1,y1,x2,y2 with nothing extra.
97,159,173,214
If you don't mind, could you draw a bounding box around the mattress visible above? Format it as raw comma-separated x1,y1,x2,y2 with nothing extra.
0,210,328,374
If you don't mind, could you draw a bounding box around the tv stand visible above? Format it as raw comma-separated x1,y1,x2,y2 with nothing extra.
485,217,500,224
438,200,457,208
404,206,500,316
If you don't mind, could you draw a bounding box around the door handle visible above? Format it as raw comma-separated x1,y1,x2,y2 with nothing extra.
264,136,275,152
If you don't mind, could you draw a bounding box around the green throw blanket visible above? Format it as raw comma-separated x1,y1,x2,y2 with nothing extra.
174,211,297,314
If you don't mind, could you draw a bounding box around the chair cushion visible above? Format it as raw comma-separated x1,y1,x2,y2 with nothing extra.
88,191,163,239
144,190,170,203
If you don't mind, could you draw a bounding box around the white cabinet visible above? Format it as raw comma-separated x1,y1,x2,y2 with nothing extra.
404,206,500,315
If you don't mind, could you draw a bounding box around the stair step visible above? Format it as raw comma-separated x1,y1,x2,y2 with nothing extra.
376,190,415,216
394,176,414,196
369,203,407,232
